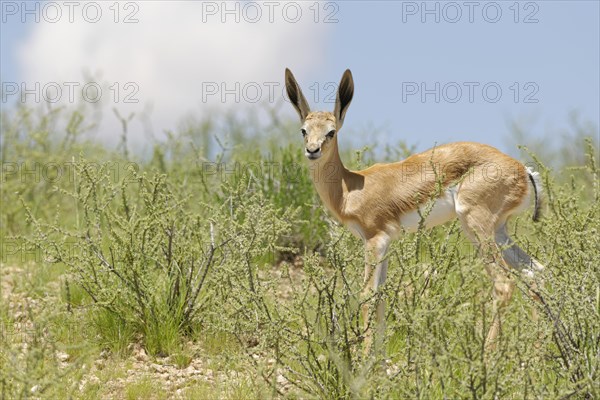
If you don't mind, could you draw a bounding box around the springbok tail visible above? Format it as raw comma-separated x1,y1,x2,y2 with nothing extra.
526,168,543,222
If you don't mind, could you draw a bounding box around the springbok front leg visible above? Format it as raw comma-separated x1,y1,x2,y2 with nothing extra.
361,234,390,358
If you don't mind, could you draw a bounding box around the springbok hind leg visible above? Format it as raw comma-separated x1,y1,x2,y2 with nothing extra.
457,211,515,350
484,260,516,350
495,223,546,343
495,223,545,286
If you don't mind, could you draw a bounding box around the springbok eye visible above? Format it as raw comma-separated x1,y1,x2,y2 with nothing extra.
326,130,336,139
301,128,307,137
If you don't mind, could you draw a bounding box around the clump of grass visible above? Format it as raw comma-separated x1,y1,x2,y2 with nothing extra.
91,309,136,357
171,351,193,369
125,377,167,400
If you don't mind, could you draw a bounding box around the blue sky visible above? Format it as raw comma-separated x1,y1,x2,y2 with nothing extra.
1,1,598,155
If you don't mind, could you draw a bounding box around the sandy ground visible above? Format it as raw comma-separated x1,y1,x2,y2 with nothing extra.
0,262,296,398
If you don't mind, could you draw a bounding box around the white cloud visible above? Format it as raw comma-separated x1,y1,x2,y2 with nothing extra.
16,1,330,146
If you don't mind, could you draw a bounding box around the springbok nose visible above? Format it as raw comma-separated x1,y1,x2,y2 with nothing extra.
306,147,320,154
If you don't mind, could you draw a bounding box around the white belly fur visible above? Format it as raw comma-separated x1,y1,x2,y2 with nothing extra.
400,187,458,233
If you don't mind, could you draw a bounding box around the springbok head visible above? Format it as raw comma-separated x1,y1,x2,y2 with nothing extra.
285,68,354,160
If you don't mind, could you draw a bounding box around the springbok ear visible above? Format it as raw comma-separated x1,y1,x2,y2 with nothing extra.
285,68,310,121
333,69,354,130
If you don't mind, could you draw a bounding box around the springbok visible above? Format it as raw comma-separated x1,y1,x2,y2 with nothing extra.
284,68,545,355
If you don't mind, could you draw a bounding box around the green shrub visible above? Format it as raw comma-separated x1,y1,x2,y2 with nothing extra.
22,161,227,356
